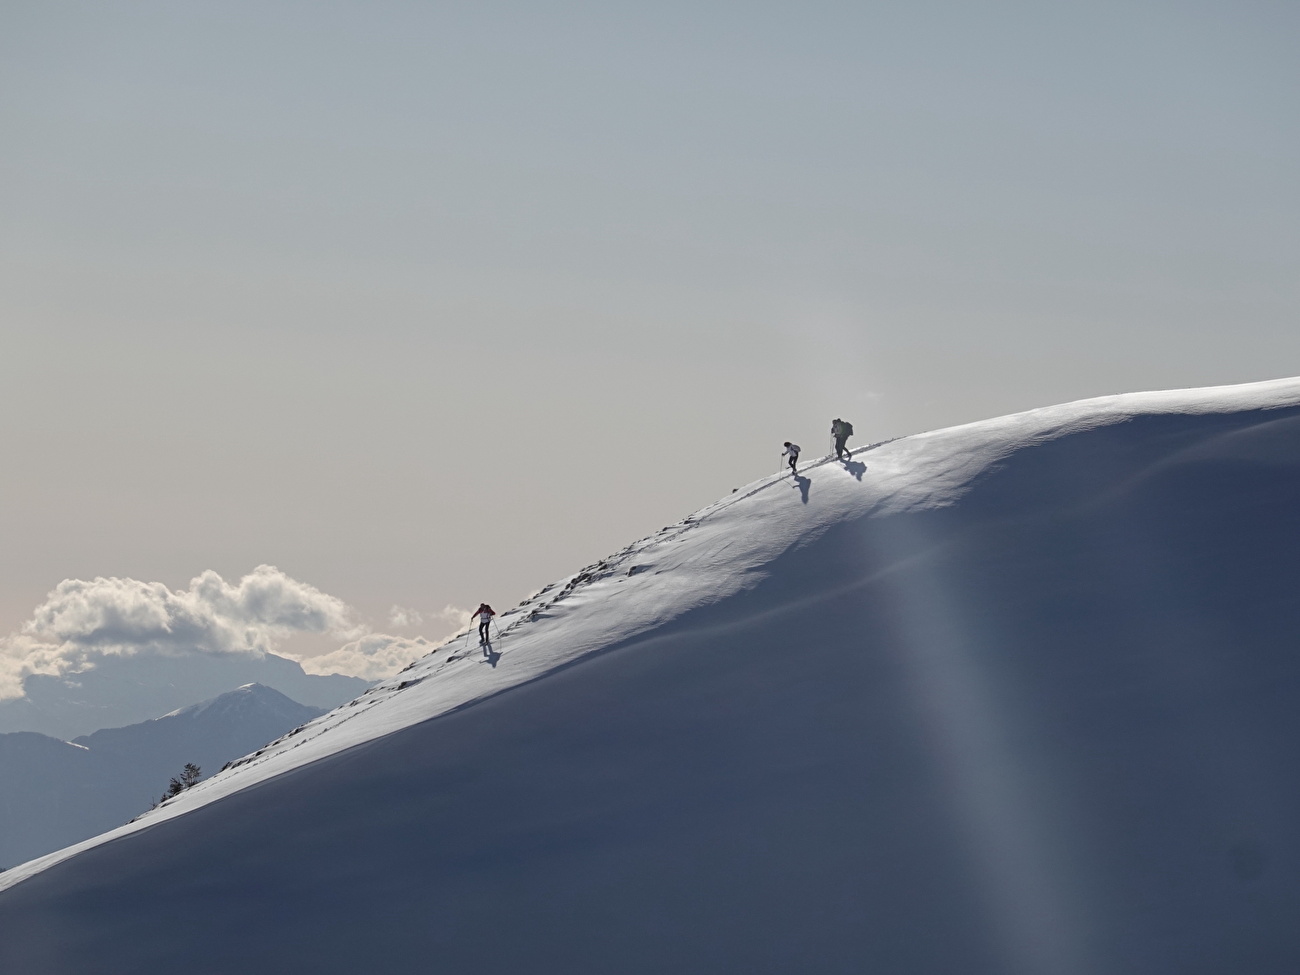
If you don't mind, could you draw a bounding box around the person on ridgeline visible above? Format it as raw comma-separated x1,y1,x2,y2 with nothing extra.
831,418,854,461
473,603,496,645
782,441,801,474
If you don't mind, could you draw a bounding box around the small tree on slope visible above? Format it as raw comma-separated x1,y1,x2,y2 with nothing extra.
159,763,202,804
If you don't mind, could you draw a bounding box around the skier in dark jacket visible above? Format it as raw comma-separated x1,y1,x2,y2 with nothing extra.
831,418,854,460
473,603,496,645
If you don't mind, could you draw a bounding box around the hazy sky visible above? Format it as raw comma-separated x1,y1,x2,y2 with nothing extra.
2,2,1297,667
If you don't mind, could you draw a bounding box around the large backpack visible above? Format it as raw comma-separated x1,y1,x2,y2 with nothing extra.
837,420,853,438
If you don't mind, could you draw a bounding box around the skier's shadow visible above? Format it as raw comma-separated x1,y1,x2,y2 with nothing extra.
843,460,866,481
791,474,811,504
481,641,501,667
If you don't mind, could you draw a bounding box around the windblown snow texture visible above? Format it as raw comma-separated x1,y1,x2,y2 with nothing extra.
4,379,1300,975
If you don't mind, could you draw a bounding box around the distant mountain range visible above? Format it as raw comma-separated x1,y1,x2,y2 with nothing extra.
0,684,324,868
0,650,367,740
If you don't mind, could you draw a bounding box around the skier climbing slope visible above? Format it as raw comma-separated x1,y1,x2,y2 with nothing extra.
781,441,801,473
473,603,495,645
831,418,854,460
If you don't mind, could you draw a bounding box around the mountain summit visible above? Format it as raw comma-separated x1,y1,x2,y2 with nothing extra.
4,379,1300,974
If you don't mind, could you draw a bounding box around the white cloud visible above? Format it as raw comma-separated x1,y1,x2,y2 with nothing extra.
307,605,474,680
433,604,472,630
0,634,67,703
0,566,362,700
299,633,436,682
389,603,470,633
0,567,479,699
388,605,423,628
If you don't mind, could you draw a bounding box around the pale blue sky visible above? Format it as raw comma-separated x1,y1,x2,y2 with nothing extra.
2,1,1297,652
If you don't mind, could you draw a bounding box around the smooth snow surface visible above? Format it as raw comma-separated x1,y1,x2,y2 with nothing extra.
4,379,1300,974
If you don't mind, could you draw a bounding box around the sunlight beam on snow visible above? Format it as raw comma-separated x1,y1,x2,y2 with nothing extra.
877,523,1092,975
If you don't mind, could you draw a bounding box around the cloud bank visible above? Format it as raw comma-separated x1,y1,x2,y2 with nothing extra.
1,567,457,699
389,604,470,632
301,634,437,682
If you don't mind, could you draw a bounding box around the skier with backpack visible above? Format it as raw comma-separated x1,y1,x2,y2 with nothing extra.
782,442,801,474
473,603,496,645
831,418,854,461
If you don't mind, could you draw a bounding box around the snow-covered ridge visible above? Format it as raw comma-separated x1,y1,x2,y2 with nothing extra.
3,376,1300,897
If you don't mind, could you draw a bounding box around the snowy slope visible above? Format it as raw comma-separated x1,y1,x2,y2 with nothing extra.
0,685,324,867
4,378,1300,975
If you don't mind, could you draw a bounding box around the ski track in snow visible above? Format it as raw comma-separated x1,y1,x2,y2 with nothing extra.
4,376,1300,892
